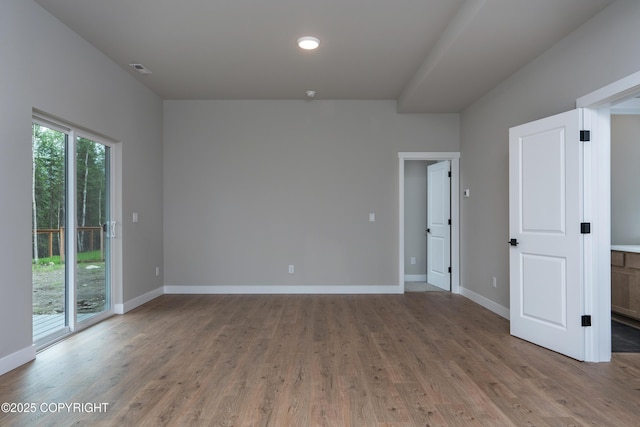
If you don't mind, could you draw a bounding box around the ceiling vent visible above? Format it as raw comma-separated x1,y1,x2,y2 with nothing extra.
129,63,152,75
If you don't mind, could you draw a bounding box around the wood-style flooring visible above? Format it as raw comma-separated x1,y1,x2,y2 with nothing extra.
1,293,639,426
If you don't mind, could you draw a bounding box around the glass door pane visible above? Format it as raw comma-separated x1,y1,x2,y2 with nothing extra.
32,123,69,344
76,137,110,322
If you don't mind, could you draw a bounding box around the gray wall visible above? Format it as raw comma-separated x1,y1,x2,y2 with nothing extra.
459,0,640,309
5,0,640,367
611,115,640,244
163,101,458,287
0,0,163,362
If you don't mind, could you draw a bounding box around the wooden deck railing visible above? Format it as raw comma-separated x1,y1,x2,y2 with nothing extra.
33,226,104,261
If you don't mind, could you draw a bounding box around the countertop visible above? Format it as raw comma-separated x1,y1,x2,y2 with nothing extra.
612,245,640,253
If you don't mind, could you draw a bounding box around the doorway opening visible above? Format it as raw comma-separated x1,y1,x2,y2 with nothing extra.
609,99,640,352
404,160,436,291
398,152,460,294
31,112,121,350
505,71,640,362
575,69,640,361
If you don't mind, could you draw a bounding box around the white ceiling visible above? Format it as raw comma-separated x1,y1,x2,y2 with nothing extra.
34,0,614,112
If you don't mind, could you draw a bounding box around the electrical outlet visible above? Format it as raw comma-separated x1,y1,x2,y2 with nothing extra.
492,276,497,288
288,265,295,274
410,257,416,265
156,266,160,276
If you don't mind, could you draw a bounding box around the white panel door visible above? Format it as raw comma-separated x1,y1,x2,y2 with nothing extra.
509,109,584,361
427,161,450,291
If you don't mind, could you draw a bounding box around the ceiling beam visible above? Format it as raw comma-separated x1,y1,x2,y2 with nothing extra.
397,0,485,113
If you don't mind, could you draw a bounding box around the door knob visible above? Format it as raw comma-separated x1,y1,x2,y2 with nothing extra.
509,238,519,246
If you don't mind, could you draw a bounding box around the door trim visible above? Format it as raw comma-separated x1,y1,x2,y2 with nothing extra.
576,69,640,362
398,152,460,294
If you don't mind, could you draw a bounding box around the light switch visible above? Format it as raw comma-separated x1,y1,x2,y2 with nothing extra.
369,213,375,222
463,189,470,198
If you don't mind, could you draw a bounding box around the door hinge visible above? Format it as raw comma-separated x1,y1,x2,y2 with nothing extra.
580,222,591,234
581,315,592,327
580,130,590,141
448,171,451,178
448,219,451,225
448,267,451,273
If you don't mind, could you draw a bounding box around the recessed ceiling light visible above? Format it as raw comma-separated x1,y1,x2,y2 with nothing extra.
297,36,320,50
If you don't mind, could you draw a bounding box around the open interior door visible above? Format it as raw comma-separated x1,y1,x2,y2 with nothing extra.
427,160,451,291
509,109,585,361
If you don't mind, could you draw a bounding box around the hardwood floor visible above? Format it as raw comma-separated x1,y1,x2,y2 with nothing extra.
1,293,639,426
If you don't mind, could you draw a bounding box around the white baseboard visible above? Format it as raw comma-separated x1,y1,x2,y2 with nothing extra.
459,286,510,320
0,345,36,376
114,286,164,314
113,284,509,320
404,274,427,282
164,285,403,295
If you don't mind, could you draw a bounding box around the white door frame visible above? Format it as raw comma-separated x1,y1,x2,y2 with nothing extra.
398,152,460,294
32,110,123,339
577,70,640,362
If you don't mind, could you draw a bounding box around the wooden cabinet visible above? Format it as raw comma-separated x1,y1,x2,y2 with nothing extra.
611,250,640,320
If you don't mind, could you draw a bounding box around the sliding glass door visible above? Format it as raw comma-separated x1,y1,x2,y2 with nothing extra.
32,120,113,347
